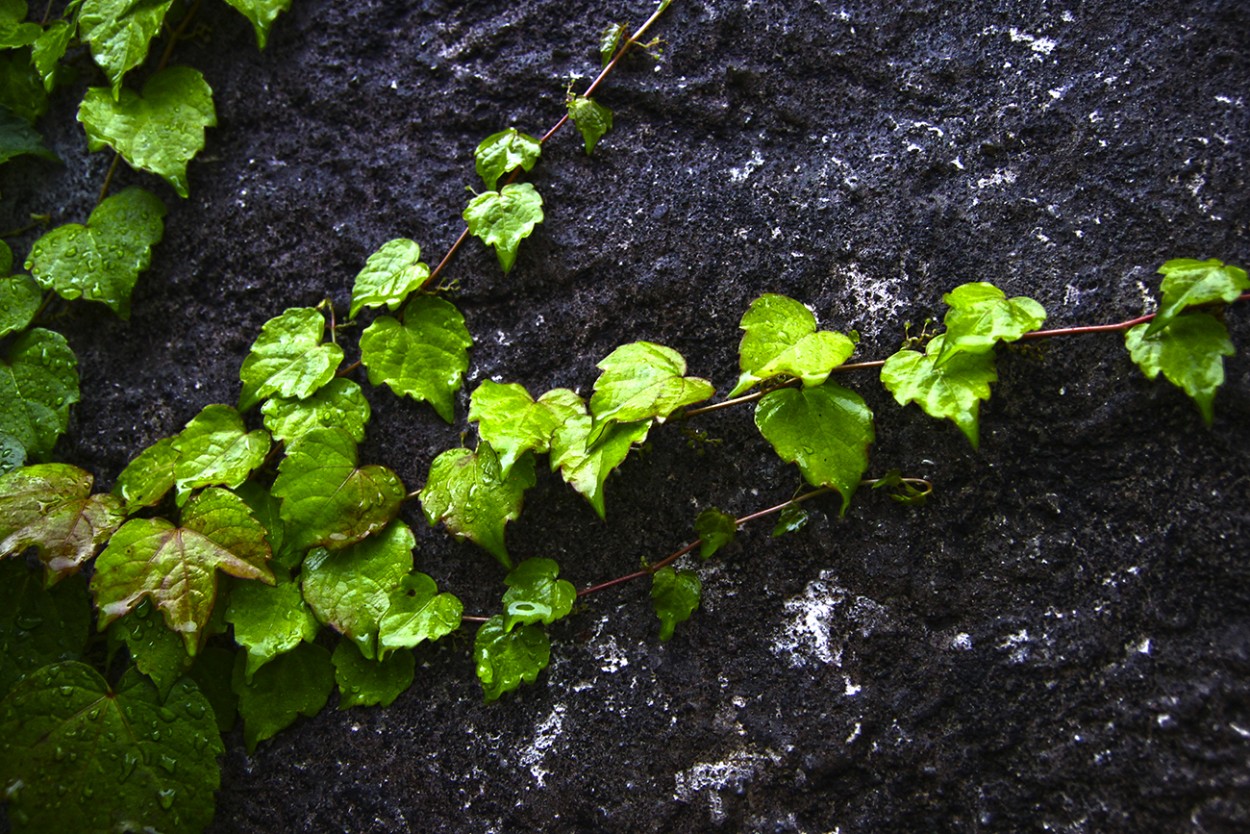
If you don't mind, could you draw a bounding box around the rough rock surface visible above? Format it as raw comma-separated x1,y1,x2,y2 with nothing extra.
3,0,1249,831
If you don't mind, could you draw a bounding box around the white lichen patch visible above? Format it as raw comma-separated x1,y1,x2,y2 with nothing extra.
673,747,782,823
771,570,890,670
518,704,566,788
729,149,765,183
829,261,907,341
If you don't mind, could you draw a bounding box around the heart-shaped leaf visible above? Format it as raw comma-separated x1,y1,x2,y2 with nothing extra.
0,328,78,461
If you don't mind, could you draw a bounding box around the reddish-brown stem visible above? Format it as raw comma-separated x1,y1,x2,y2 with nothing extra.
157,0,203,70
336,359,363,377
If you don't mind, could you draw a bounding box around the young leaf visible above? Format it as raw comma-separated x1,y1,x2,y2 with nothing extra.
937,282,1046,362
880,334,998,448
238,306,344,411
468,380,565,477
108,599,192,700
170,404,270,504
694,507,736,559
0,328,78,461
729,293,857,397
1145,258,1249,336
78,0,174,94
599,22,625,66
473,615,550,703
651,566,701,641
0,104,57,165
221,0,292,49
226,575,318,681
1125,313,1234,426
772,505,809,538
25,186,166,317
0,663,221,834
0,558,90,699
753,381,875,514
545,388,650,519
377,573,463,659
463,182,544,274
332,639,415,709
359,295,472,423
567,95,613,154
420,442,535,569
301,520,414,660
0,463,124,582
91,487,275,653
232,641,333,753
349,238,429,318
502,557,576,631
474,127,542,191
78,66,217,198
272,427,406,553
589,341,715,439
31,19,73,91
261,376,371,445
112,436,178,513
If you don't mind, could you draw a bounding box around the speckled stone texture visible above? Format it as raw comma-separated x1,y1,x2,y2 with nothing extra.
3,0,1248,831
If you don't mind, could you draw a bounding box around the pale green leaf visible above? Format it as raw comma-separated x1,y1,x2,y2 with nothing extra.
273,427,406,552
0,663,221,834
0,558,89,699
108,598,192,700
0,104,56,164
238,306,343,411
1126,313,1234,426
502,557,575,631
359,295,472,423
0,328,77,461
1146,258,1249,336
599,22,624,66
112,436,177,513
377,573,463,659
170,404,270,504
880,334,998,448
474,127,541,191
473,615,549,702
463,182,544,274
589,341,714,440
938,282,1046,362
232,641,333,753
25,186,166,317
79,0,174,95
349,238,429,318
419,442,535,569
651,567,700,641
729,293,857,397
567,95,613,154
226,575,318,681
261,376,370,445
545,388,650,519
694,507,736,559
332,639,414,709
754,381,874,514
221,0,292,49
468,380,565,477
0,463,124,582
771,506,809,538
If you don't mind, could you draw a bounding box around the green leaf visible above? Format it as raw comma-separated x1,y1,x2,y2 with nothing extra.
651,566,700,641
78,0,174,95
359,295,472,423
91,487,274,653
232,641,333,753
0,273,41,338
729,294,857,397
0,463,123,581
473,127,542,191
377,573,463,659
1146,258,1250,336
233,480,301,573
25,186,166,317
79,66,216,198
238,306,343,411
170,404,270,504
112,435,177,512
301,520,414,660
1126,313,1234,426
937,282,1046,362
261,376,371,445
226,576,318,681
694,507,736,559
0,1,40,48
0,558,89,699
332,639,414,709
0,328,77,462
469,380,565,477
272,427,406,552
589,341,715,439
545,388,650,519
502,557,576,631
771,505,809,538
0,104,56,165
108,598,192,699
349,238,429,318
185,645,237,733
880,334,998,448
599,22,624,66
221,0,292,49
567,95,613,154
0,432,24,475
754,382,875,513
463,182,544,274
473,615,550,703
31,19,73,91
419,442,535,569
0,50,46,122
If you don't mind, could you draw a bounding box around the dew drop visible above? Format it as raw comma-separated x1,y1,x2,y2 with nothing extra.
157,788,176,810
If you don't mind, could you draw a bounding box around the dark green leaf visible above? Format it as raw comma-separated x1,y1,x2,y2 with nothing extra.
233,480,301,573
0,50,46,122
545,388,650,519
937,282,1046,362
25,186,166,317
651,566,700,641
473,127,541,191
261,376,371,445
0,663,221,834
0,328,78,461
359,295,472,423
226,575,318,680
880,334,998,448
729,293,857,397
463,182,544,274
170,404,270,504
771,505,808,538
567,94,612,154
332,639,414,709
1146,258,1250,336
221,0,292,49
502,557,576,631
753,382,875,513
112,435,177,513
232,641,333,753
377,573,463,659
589,341,714,439
108,598,192,699
186,645,237,733
0,1,40,48
1126,313,1234,426
473,615,550,702
0,104,56,165
30,19,72,91
694,507,736,559
469,380,565,477
238,306,343,411
0,558,89,699
78,0,174,94
0,432,24,475
349,237,429,318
